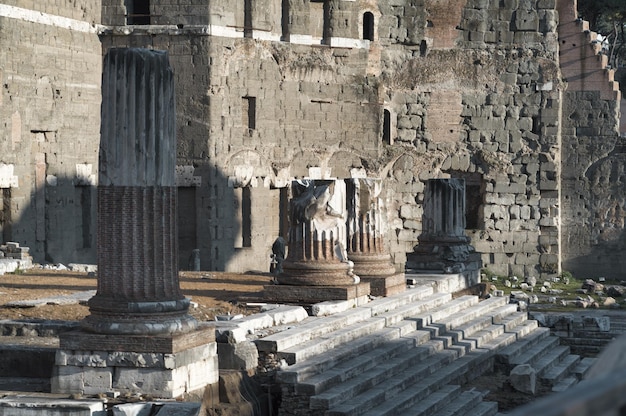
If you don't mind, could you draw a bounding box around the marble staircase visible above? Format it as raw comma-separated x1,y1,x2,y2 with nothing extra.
257,275,593,415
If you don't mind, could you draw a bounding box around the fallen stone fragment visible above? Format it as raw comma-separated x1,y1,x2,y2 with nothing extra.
510,364,536,394
4,290,96,308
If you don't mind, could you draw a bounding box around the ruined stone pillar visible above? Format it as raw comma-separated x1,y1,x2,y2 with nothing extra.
83,47,196,335
421,178,468,244
266,179,370,304
346,178,405,296
406,178,482,283
278,179,354,286
53,49,216,399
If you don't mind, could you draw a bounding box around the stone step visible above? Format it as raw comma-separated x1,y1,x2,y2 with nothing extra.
311,306,536,414
256,290,448,354
375,292,454,327
532,345,571,377
429,389,487,416
277,294,452,365
573,357,596,380
408,298,511,356
551,376,578,392
447,305,518,347
280,297,517,397
0,344,56,379
463,324,507,351
0,396,105,416
408,295,480,329
366,285,435,316
353,349,496,416
256,307,373,353
499,310,530,332
330,353,458,416
0,377,50,393
278,316,388,365
435,297,509,332
309,340,454,411
561,336,614,347
541,354,580,385
496,326,551,366
464,401,499,416
400,384,462,416
276,325,416,385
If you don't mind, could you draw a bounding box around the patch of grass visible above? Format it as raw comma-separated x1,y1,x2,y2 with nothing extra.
482,269,625,311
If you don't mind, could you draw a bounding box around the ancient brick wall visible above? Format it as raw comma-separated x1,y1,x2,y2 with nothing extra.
0,3,102,264
4,0,625,280
557,0,626,279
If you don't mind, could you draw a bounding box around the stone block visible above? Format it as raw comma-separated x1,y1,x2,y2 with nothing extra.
105,351,165,368
163,343,215,369
235,313,274,333
113,367,183,398
215,323,249,344
0,397,105,416
190,357,219,389
52,365,85,394
493,182,525,194
83,367,113,395
217,341,258,371
509,364,536,394
537,0,555,8
59,326,215,354
486,193,515,205
268,305,310,326
263,282,371,304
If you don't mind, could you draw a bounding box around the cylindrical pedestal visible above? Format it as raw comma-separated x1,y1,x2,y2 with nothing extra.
278,179,356,286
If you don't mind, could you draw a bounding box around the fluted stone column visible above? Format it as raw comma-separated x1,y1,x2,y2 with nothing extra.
83,48,196,335
420,178,468,244
346,178,404,296
53,48,216,399
407,178,481,279
346,178,394,274
278,179,357,286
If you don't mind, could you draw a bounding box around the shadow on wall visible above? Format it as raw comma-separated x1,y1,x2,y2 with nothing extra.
563,151,626,280
563,229,626,281
178,165,241,273
3,168,243,275
5,175,97,267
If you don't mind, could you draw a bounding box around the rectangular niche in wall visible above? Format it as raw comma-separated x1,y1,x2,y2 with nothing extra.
126,0,150,25
243,96,256,134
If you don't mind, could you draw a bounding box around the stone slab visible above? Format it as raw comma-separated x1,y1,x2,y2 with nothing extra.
58,325,215,354
5,291,96,308
311,295,370,316
0,396,105,416
52,346,219,399
263,282,370,304
111,402,201,416
361,273,406,297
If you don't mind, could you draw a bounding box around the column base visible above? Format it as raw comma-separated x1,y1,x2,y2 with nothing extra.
278,260,358,286
263,282,370,304
52,325,217,399
360,273,406,297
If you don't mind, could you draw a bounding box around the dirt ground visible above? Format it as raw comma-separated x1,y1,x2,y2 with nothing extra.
0,268,273,322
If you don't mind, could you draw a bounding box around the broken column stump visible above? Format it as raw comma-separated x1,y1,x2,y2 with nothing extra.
346,178,405,297
52,48,217,399
264,179,370,304
406,178,482,287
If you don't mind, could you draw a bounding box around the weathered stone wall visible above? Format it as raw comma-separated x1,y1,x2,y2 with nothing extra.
4,0,626,280
0,3,102,264
557,0,626,279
